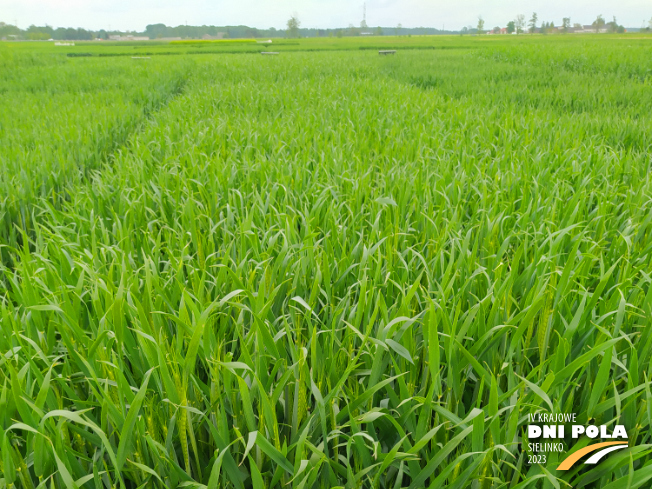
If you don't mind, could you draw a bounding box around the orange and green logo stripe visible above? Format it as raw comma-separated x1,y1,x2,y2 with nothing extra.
557,442,628,471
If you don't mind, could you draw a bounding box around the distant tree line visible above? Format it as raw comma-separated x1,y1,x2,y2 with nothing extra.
468,13,631,36
0,21,457,41
3,16,646,42
0,22,21,39
0,22,122,40
145,23,454,39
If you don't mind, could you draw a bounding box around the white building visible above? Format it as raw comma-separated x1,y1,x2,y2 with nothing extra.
109,35,150,41
575,24,609,33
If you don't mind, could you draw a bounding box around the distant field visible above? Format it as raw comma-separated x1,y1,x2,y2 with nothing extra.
3,32,651,57
1,35,652,489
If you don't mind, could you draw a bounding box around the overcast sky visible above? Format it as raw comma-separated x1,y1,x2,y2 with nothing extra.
3,0,651,32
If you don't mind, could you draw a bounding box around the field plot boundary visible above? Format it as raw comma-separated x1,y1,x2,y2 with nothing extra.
0,58,194,247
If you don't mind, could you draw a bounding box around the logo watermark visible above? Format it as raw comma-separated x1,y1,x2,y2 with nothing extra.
526,412,628,470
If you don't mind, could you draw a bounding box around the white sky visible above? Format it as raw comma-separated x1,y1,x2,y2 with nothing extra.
2,0,651,31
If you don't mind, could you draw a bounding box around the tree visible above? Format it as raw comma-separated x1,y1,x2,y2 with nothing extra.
515,15,526,34
26,24,54,40
245,27,259,38
286,14,300,38
607,16,618,33
529,12,538,33
541,21,554,34
145,23,167,39
477,17,485,34
592,14,605,33
28,31,50,40
492,26,500,34
507,21,515,34
562,17,571,33
461,26,468,35
396,23,402,36
375,26,383,36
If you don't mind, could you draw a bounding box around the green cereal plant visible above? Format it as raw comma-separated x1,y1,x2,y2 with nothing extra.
1,36,652,488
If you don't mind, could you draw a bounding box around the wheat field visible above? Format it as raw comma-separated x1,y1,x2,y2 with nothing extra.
1,35,652,488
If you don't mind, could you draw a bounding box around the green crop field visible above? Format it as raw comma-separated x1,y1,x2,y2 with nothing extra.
1,34,652,489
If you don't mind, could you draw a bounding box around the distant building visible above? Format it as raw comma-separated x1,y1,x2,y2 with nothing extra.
202,33,225,40
491,24,611,35
576,24,609,33
109,35,150,41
